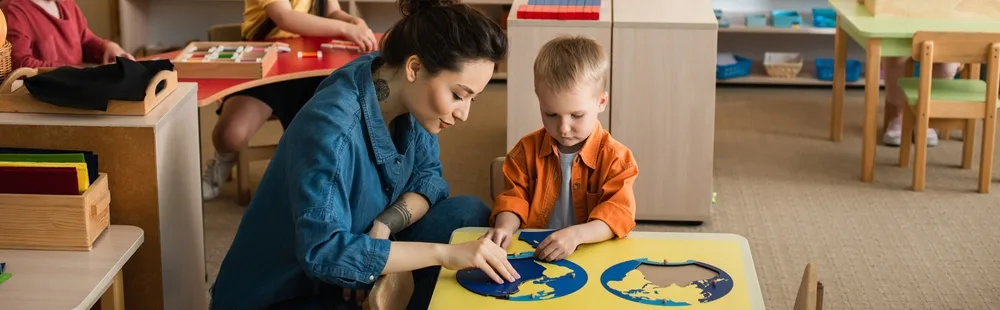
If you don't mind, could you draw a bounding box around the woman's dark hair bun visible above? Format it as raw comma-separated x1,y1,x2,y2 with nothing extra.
399,0,460,16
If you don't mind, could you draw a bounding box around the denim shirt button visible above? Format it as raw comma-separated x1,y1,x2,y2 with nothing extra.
369,275,375,281
384,187,390,193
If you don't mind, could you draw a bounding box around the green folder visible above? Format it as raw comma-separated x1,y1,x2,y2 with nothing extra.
0,153,87,164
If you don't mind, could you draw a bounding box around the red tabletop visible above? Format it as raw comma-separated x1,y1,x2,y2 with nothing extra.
143,35,381,106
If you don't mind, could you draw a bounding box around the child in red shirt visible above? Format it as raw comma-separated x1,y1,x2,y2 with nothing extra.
2,0,133,70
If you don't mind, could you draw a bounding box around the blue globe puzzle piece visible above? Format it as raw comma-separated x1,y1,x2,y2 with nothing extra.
456,251,588,301
517,230,556,248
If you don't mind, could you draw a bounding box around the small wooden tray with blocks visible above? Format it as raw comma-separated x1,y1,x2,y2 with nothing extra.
0,67,178,116
172,41,281,79
0,173,111,251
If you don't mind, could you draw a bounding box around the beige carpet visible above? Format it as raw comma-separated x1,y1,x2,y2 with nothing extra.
199,84,1000,309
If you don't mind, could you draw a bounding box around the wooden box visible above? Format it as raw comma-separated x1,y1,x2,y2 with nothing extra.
171,41,280,79
862,0,1000,20
0,173,111,251
0,67,178,116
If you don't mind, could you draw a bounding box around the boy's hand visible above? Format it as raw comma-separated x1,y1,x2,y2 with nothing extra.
535,227,582,262
102,41,134,64
481,227,515,249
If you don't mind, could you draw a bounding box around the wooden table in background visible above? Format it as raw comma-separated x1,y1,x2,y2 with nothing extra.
0,84,205,310
0,225,144,310
828,0,1000,183
430,228,764,309
145,35,382,107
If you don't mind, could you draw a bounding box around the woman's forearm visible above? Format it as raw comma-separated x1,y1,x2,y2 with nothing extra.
382,241,445,274
373,193,431,236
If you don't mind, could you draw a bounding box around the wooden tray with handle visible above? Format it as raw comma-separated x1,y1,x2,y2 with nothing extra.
0,67,178,116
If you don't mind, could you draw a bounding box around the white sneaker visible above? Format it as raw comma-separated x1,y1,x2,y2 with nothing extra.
883,117,903,146
883,117,939,147
202,152,236,200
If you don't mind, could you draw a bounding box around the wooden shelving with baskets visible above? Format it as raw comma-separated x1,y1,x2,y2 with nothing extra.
714,0,880,87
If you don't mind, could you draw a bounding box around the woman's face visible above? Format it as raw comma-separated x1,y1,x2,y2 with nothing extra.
401,56,495,134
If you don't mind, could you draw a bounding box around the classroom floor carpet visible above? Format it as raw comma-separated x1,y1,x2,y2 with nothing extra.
199,84,1000,309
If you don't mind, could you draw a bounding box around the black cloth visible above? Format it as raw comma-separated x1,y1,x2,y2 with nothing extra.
23,57,174,111
217,76,326,129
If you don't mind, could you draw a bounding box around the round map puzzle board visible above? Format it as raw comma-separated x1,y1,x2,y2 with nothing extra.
456,252,588,301
600,258,735,306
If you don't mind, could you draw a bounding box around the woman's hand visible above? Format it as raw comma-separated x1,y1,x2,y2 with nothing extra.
535,227,582,262
441,239,520,284
343,222,391,305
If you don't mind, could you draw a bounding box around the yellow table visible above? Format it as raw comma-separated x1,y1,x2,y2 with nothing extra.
828,0,1000,183
0,225,144,310
429,228,764,309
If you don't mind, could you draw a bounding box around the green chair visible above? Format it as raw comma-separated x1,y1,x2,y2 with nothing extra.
898,31,1000,193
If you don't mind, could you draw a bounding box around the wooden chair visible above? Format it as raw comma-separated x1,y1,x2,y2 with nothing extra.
362,272,413,310
236,133,278,205
897,31,1000,193
794,263,824,310
207,23,242,41
490,156,505,199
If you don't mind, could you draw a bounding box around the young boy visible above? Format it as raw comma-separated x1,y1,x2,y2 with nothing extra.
2,0,134,70
201,0,374,200
485,35,639,262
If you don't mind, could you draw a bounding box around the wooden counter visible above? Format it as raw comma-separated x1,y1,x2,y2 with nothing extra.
0,83,207,309
611,0,718,222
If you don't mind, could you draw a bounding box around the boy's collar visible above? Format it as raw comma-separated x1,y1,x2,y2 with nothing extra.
538,122,604,169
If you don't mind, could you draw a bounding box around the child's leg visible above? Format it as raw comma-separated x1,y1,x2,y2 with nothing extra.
882,59,959,147
882,57,910,146
200,76,325,200
202,96,274,200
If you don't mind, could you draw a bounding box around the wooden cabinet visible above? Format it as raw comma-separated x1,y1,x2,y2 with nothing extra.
611,0,717,223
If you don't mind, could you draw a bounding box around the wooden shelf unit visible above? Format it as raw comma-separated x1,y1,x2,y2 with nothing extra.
713,0,874,87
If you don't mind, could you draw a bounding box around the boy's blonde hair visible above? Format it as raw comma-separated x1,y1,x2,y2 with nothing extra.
533,35,609,94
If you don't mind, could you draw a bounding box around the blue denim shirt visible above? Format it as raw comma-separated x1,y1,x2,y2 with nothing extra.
210,53,450,310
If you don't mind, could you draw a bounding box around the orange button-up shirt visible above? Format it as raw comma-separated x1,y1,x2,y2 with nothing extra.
491,123,638,238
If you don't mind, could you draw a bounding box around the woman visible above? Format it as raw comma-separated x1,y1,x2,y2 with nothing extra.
201,0,377,200
210,0,516,309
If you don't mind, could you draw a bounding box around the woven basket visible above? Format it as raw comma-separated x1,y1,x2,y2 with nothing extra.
764,52,803,79
0,41,12,83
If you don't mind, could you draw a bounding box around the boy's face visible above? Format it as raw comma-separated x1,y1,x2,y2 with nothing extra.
536,82,607,151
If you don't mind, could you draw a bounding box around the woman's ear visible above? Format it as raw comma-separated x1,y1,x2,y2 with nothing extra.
404,55,422,82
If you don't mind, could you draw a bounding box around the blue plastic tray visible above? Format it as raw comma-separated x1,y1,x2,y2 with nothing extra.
771,10,802,28
815,58,862,82
812,8,836,28
718,56,753,80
